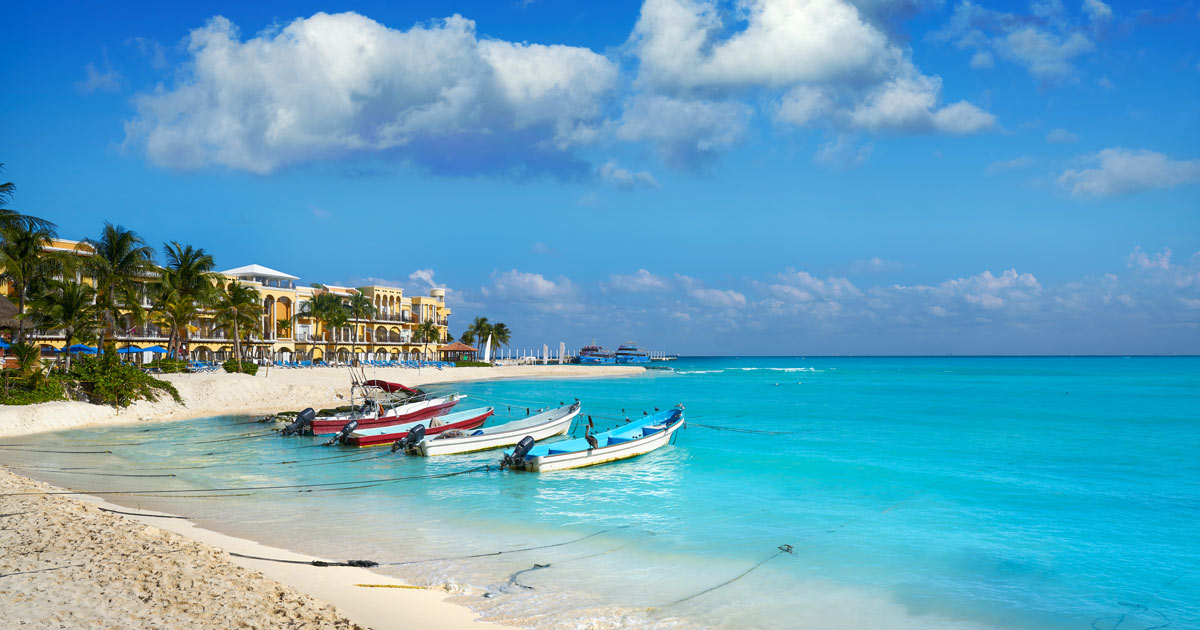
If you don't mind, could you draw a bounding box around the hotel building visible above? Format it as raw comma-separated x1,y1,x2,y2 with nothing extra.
2,238,452,363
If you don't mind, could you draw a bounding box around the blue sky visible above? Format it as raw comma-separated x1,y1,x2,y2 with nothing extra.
2,0,1198,354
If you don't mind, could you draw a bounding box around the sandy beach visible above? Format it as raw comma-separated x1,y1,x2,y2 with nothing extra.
0,364,644,629
0,364,644,438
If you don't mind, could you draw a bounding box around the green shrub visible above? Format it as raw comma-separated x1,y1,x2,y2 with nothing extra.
454,360,491,367
69,354,182,408
0,372,67,405
222,359,258,375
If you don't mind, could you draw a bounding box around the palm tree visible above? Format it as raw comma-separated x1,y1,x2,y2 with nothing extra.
155,242,216,357
414,319,439,360
459,329,476,346
468,316,491,352
346,292,376,364
491,322,511,352
0,221,64,343
0,163,55,232
33,279,101,371
83,223,156,350
212,280,262,370
302,292,347,364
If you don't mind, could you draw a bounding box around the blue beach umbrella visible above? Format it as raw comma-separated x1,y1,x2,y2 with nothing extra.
116,346,143,354
0,338,10,349
62,343,98,354
141,345,169,354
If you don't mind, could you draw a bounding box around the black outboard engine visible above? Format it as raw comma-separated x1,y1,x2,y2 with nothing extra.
499,436,536,470
330,418,359,445
391,424,426,453
281,408,315,436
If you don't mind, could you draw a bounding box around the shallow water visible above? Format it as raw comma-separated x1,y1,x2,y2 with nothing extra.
3,357,1199,629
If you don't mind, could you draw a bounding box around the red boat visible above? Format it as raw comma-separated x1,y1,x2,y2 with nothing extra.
310,394,462,435
343,407,495,448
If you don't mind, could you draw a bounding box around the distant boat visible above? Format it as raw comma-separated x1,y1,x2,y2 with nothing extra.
614,341,650,364
342,406,494,448
578,340,616,365
499,405,685,472
406,402,580,457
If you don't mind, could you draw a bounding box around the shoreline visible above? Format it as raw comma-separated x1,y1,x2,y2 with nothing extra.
0,364,645,438
0,467,507,630
0,364,646,628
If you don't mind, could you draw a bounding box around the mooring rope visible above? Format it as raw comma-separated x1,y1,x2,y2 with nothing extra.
0,464,492,497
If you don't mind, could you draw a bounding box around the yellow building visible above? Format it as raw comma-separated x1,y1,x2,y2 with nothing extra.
2,241,452,363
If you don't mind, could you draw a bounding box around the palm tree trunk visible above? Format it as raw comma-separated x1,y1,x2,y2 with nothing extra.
16,288,25,344
232,313,242,371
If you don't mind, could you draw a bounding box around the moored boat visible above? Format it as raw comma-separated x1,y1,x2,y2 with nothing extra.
407,402,580,457
310,394,462,435
578,340,616,365
499,405,685,472
614,341,650,364
342,406,494,448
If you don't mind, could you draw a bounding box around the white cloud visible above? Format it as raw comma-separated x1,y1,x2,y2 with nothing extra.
629,0,894,91
609,269,671,292
408,268,438,289
77,58,121,93
596,160,659,189
677,274,746,308
933,2,1098,81
896,269,1042,311
814,135,872,169
616,95,751,167
631,0,994,142
970,50,994,69
1058,148,1200,198
849,257,904,273
485,269,582,312
1082,0,1113,24
1046,128,1078,143
986,156,1033,174
1126,246,1172,271
125,12,618,174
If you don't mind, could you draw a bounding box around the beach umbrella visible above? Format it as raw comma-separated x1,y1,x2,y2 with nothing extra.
0,338,10,349
62,343,98,354
116,346,143,354
141,345,169,354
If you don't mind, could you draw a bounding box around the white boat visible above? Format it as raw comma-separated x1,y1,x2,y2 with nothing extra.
499,405,685,472
408,402,580,457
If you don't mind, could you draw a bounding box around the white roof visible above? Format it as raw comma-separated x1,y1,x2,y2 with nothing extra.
220,264,300,280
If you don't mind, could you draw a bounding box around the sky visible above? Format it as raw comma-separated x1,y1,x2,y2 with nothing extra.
2,0,1198,355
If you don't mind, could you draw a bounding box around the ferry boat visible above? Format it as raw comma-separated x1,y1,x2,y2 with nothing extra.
614,341,650,364
578,341,616,364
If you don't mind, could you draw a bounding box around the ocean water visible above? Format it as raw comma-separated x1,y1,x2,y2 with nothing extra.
3,357,1199,630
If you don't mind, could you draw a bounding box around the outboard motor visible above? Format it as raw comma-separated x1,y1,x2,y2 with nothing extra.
281,408,315,436
499,436,536,470
329,418,359,445
391,424,426,453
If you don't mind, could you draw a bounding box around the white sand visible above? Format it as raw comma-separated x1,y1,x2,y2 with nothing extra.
0,364,644,437
0,467,503,629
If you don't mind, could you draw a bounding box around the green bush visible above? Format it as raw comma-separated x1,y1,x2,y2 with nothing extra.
0,372,67,405
222,359,258,375
454,360,491,367
69,354,182,408
145,358,188,373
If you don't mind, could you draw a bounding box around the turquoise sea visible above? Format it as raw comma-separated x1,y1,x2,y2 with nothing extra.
3,357,1199,629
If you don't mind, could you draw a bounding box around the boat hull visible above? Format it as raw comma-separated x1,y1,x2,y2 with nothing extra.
513,413,683,472
310,397,459,435
344,409,492,448
414,406,578,457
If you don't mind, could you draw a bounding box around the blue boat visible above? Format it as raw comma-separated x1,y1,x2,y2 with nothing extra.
614,341,650,364
499,406,685,472
577,340,615,365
